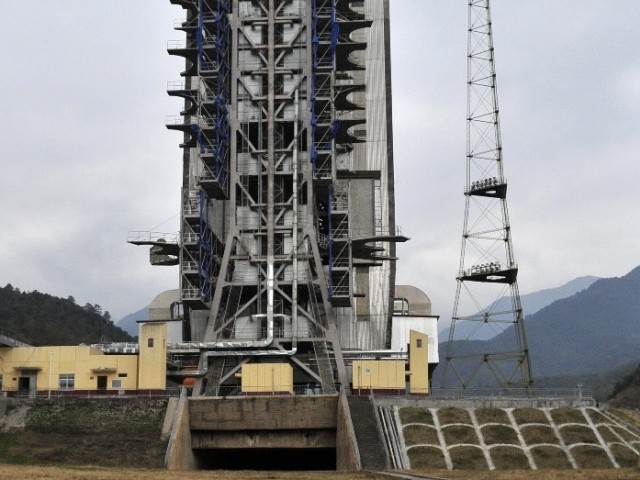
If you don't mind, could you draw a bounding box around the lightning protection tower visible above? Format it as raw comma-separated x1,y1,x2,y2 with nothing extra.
441,0,533,390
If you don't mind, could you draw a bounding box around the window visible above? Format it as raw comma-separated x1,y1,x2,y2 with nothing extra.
393,298,409,315
147,338,154,348
416,339,423,348
112,379,122,389
59,374,75,391
118,373,128,378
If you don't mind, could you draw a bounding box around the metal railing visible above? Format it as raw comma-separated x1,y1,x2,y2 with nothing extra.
127,231,179,244
4,388,181,400
209,384,337,396
426,387,594,400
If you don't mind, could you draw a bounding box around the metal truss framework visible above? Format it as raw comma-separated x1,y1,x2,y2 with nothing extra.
166,0,379,395
441,0,533,390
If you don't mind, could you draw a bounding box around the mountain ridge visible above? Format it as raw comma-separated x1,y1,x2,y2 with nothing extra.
435,266,640,389
439,275,600,341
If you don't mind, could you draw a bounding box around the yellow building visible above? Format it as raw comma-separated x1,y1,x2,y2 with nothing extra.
351,330,429,395
408,330,429,395
0,321,167,397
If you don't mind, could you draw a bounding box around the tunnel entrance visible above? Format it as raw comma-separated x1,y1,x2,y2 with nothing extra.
194,448,337,470
166,396,357,471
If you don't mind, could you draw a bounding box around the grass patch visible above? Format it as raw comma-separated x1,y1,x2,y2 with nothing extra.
598,425,621,443
0,465,392,480
530,445,573,469
490,446,530,470
587,409,611,424
0,430,167,468
398,407,432,425
610,444,639,468
407,445,447,470
481,424,518,445
0,399,168,469
423,470,640,480
550,408,586,425
442,424,478,445
512,408,549,425
609,409,640,430
402,424,439,446
3,464,640,480
520,425,559,445
609,425,640,442
437,407,470,425
559,425,598,445
572,445,614,469
475,408,509,425
26,399,167,436
449,445,487,470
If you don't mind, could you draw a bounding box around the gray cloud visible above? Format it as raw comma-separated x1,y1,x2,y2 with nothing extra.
0,2,638,327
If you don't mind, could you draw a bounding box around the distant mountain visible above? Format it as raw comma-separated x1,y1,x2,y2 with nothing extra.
0,284,134,346
440,275,600,341
116,307,148,337
521,266,640,377
435,266,640,388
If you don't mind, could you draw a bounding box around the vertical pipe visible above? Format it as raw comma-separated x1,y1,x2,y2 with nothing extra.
327,185,333,295
266,0,276,323
292,89,299,347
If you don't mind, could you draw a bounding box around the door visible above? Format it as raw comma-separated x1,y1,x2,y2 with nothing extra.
18,377,30,396
18,374,37,398
97,375,107,392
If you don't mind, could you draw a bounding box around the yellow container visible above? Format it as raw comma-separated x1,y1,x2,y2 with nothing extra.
352,360,405,393
240,363,293,394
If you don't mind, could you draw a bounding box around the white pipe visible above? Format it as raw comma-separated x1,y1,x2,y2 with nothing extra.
292,88,299,352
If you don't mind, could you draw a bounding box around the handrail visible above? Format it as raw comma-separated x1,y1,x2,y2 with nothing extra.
127,231,179,244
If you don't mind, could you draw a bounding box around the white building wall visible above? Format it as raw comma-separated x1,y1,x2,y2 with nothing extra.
365,0,393,349
391,316,440,365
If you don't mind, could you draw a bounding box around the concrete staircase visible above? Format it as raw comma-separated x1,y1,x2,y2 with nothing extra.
348,396,388,470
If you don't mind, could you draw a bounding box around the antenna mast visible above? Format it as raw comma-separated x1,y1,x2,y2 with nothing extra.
442,0,533,390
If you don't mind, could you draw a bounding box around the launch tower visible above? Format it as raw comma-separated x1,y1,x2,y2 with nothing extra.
157,0,403,395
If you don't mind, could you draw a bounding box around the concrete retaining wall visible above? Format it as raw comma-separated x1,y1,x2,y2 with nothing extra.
189,395,338,431
336,393,361,470
165,389,197,470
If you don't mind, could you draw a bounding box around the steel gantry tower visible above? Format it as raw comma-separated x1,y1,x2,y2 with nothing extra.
441,0,533,390
159,0,402,396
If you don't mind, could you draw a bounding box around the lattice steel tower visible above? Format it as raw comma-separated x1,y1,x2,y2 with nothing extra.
158,0,402,396
441,0,533,389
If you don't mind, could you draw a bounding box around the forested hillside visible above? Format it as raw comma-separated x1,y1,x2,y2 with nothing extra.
609,363,640,408
435,265,640,394
0,284,134,346
518,265,640,377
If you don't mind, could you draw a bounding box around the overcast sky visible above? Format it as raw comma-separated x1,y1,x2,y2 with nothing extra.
0,2,638,325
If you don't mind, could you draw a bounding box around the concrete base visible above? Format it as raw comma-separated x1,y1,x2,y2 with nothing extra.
165,393,360,471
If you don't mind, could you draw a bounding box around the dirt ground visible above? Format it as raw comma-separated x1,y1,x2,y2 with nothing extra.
1,465,640,480
0,465,385,480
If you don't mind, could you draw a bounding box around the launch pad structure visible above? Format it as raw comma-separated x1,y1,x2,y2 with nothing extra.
130,0,408,398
